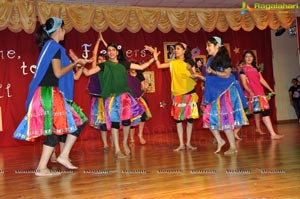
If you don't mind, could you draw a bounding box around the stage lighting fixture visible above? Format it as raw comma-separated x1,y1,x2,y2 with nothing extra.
275,27,286,36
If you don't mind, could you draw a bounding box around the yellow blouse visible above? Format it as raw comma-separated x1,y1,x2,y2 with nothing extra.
170,59,196,96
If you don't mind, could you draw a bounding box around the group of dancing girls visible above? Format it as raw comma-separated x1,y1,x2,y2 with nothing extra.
13,17,154,177
146,38,248,155
13,16,283,176
146,36,283,155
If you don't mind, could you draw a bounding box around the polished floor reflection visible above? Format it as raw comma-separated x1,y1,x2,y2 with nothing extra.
0,123,299,199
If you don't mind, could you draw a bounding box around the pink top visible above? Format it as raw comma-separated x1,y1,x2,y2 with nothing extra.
240,65,265,97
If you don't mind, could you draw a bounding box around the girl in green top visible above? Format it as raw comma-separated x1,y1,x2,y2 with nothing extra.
83,43,154,158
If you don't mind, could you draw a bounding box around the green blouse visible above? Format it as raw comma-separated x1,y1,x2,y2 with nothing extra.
98,60,133,99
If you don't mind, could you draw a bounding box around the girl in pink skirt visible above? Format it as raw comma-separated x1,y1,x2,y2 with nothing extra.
239,50,283,139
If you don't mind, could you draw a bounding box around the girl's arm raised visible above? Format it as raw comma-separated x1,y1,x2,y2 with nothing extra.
144,45,170,69
130,58,155,70
91,33,101,68
99,32,108,48
69,48,96,77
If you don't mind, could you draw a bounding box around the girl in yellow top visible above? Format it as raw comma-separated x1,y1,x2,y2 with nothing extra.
146,43,199,151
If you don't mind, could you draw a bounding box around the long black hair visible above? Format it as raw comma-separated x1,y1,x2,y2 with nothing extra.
207,37,231,70
35,17,64,50
174,42,195,66
242,50,257,68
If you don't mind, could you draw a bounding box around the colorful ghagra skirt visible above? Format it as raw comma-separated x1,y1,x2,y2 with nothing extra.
89,95,106,129
104,92,145,130
136,96,152,120
171,92,199,121
247,95,270,114
13,86,87,141
202,84,249,131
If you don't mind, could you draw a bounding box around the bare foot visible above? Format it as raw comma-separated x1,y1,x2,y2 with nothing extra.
35,168,61,177
271,134,284,140
214,139,225,154
224,148,238,155
138,136,146,145
173,145,185,152
115,151,126,159
103,146,109,152
255,129,266,135
186,144,197,150
57,156,78,169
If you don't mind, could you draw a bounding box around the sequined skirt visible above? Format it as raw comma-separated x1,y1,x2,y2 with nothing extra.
202,84,249,130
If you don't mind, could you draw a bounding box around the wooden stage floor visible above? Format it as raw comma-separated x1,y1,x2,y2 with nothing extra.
0,123,299,199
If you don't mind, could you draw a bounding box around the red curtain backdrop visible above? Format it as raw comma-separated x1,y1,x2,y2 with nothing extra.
297,17,300,67
0,27,274,147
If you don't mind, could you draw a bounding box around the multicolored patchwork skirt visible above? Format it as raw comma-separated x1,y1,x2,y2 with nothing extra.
171,92,199,121
104,92,145,130
13,86,87,141
89,95,106,129
136,97,152,120
202,84,249,131
247,95,270,113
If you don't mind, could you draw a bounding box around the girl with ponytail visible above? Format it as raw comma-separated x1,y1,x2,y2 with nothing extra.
202,36,249,155
14,17,91,176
